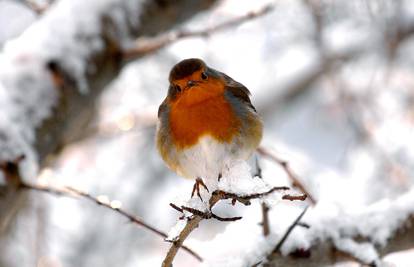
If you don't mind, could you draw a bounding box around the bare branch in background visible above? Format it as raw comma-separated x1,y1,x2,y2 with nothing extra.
257,147,316,204
265,206,309,264
58,4,275,142
19,181,203,262
24,0,50,14
303,0,323,47
123,4,274,59
331,75,412,189
261,203,270,236
255,157,271,236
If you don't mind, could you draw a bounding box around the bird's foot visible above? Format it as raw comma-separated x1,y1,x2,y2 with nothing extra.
191,177,209,201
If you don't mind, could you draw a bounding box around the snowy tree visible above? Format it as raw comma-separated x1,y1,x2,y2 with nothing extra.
0,0,413,267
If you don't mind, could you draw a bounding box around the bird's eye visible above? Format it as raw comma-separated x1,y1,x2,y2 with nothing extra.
201,72,208,80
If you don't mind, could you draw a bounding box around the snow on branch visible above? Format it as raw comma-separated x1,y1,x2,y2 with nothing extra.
0,0,217,230
0,154,202,260
162,160,307,267
203,187,414,267
21,179,203,262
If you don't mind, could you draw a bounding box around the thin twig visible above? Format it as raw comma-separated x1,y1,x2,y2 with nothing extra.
123,4,274,59
24,0,50,14
257,147,316,204
170,203,242,222
272,207,309,253
282,194,308,201
261,203,270,236
213,186,290,206
255,156,271,236
19,182,202,262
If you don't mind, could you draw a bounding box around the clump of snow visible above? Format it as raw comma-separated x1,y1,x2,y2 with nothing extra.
171,193,210,215
166,218,187,242
0,0,141,181
0,1,36,46
196,213,276,267
334,238,379,265
218,160,269,194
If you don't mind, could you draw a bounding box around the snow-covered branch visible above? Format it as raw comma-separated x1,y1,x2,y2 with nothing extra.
17,179,203,261
0,0,217,251
201,187,414,267
163,163,306,267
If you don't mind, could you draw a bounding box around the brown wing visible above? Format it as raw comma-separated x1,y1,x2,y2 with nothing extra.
220,72,257,112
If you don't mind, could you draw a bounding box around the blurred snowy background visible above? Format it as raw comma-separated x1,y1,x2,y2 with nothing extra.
0,0,414,266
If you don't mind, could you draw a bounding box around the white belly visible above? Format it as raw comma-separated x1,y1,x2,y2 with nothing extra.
175,136,252,185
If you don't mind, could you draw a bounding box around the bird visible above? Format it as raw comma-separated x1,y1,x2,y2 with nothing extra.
156,58,263,200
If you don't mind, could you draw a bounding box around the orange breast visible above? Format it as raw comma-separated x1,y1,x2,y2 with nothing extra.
169,80,240,149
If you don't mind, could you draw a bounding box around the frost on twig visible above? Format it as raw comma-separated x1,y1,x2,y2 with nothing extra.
163,160,307,267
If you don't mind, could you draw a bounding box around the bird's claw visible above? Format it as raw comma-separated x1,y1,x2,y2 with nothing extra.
191,177,209,201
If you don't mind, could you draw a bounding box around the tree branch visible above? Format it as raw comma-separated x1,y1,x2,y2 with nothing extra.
269,207,309,256
261,203,271,236
282,194,308,201
18,181,202,262
162,193,222,267
213,187,291,206
170,203,242,222
264,202,414,267
123,4,274,59
163,186,305,267
255,157,271,236
257,147,316,204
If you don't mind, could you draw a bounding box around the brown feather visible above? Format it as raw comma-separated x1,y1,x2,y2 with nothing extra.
221,71,257,112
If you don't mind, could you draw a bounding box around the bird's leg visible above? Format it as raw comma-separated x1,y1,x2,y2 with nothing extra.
218,173,222,181
253,155,262,178
191,177,209,201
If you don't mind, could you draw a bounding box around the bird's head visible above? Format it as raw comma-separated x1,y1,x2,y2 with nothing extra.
167,58,223,103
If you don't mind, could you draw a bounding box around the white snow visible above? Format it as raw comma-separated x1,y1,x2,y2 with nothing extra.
166,218,187,242
0,0,140,181
2,0,414,266
218,160,269,195
0,1,37,46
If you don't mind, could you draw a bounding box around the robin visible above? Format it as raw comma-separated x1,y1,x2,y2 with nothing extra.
156,58,263,200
